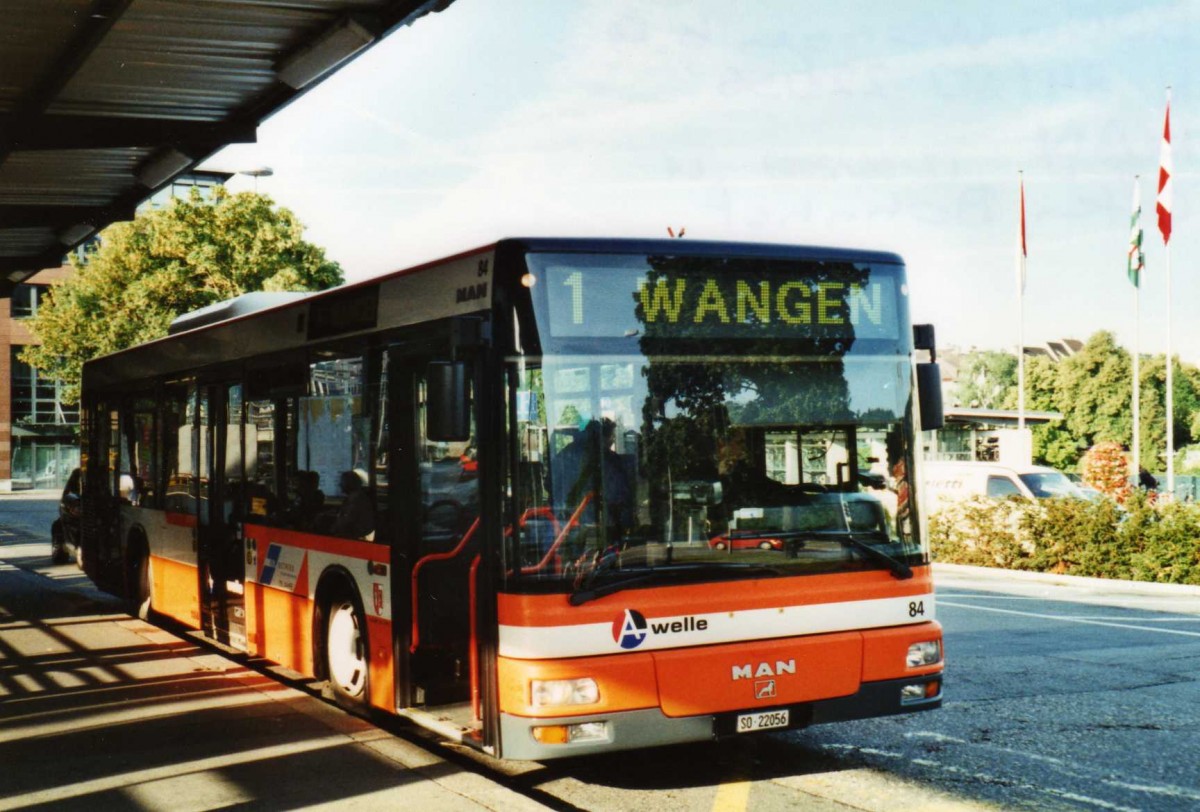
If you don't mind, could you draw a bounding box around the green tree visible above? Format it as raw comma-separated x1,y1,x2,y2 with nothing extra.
23,188,342,402
1053,332,1132,453
1024,354,1079,469
1136,354,1200,473
954,350,1017,409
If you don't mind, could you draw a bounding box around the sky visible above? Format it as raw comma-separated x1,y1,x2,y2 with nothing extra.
208,0,1198,361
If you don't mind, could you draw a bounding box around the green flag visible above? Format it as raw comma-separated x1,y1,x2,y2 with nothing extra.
1128,177,1144,287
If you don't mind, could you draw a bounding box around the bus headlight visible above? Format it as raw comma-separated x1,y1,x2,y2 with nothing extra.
532,721,610,744
906,640,941,668
531,677,600,707
901,680,941,704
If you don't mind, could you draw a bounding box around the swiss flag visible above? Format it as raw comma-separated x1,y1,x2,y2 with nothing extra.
1157,101,1173,245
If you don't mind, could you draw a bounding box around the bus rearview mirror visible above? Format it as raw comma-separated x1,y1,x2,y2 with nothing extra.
427,361,471,442
913,324,937,355
917,362,944,431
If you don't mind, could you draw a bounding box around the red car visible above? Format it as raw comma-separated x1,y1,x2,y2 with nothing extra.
708,533,784,552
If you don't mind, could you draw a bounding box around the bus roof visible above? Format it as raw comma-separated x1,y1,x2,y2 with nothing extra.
82,237,906,391
503,237,903,265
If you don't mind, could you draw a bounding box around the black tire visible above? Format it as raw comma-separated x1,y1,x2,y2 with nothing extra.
323,594,369,710
127,542,152,620
51,521,68,564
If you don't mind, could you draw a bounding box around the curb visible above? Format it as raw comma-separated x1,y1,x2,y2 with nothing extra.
933,562,1200,597
0,490,60,500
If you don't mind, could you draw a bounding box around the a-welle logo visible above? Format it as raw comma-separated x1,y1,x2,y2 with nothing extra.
611,610,710,650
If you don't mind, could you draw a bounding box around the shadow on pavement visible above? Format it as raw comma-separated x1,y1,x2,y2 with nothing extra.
0,556,464,811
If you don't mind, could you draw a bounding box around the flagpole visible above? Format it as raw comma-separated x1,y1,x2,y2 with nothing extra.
1017,171,1026,432
1131,174,1143,483
1166,243,1174,493
1133,279,1140,480
1018,272,1025,430
1158,87,1174,496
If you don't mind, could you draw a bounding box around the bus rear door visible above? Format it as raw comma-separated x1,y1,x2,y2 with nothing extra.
197,381,248,651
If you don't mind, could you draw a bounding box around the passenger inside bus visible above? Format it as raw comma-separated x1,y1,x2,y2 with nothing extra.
552,418,633,536
281,470,325,529
329,470,375,540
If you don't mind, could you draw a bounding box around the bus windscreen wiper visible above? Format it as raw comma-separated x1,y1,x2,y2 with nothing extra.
834,532,913,580
734,529,914,580
569,563,786,606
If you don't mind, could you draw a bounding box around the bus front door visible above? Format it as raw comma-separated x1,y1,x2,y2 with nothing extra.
387,350,482,726
197,381,248,651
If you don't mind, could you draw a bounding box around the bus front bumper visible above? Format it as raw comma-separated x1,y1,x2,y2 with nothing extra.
498,673,942,760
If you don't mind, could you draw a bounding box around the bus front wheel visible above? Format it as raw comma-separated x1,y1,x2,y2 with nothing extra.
325,597,369,709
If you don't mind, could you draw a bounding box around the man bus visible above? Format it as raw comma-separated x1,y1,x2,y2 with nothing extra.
78,237,944,759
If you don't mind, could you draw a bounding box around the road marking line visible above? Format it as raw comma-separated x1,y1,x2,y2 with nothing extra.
938,592,1200,605
711,746,754,812
939,600,1200,638
907,730,1200,804
825,742,1139,812
711,777,752,812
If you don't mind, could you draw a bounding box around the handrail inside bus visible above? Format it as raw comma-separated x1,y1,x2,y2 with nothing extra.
410,516,480,654
518,492,592,576
468,552,482,722
410,505,564,659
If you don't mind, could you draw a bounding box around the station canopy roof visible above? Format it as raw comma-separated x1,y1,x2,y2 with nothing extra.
0,0,453,295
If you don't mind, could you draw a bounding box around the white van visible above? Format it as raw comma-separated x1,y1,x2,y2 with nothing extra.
921,461,1083,507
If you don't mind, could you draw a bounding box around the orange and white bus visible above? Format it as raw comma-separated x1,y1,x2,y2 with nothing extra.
79,237,944,759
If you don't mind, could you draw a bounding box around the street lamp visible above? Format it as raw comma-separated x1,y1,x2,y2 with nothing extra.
238,167,274,192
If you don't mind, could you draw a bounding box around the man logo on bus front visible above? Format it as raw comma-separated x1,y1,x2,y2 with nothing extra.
612,609,648,649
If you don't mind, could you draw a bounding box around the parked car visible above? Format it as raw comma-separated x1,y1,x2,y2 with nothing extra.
50,468,82,565
708,533,785,552
922,461,1089,506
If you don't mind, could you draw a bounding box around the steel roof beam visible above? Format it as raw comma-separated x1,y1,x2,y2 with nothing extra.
0,116,257,152
0,204,134,229
13,0,136,118
0,250,68,276
0,0,136,170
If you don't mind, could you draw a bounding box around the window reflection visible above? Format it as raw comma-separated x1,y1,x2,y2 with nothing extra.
507,356,921,590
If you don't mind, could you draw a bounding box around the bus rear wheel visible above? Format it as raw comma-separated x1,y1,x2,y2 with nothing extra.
127,544,152,620
325,597,369,708
51,521,69,564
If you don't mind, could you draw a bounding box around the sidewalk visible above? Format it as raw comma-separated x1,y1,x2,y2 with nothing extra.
0,535,547,811
934,562,1200,614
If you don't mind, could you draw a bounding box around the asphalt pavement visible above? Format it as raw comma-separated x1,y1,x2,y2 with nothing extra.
3,492,1199,811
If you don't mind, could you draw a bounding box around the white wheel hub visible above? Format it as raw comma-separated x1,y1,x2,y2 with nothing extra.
327,600,366,698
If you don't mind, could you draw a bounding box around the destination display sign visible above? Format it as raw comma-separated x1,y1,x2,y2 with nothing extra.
534,256,901,342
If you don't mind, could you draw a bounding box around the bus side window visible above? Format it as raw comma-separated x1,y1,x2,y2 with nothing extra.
162,384,197,516
300,355,373,540
126,401,156,507
373,351,389,540
244,397,283,524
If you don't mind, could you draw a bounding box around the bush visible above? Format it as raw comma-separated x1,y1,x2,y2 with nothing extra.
929,494,1200,585
930,497,1034,570
1081,441,1132,503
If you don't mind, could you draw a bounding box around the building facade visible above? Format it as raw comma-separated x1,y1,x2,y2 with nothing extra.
0,267,79,491
0,170,233,491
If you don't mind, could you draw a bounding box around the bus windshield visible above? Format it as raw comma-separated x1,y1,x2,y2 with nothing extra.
505,251,924,596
